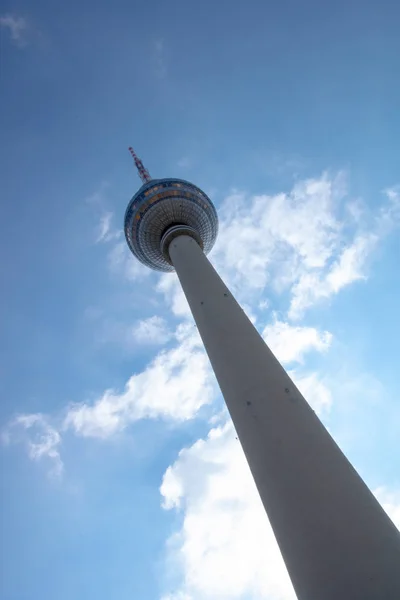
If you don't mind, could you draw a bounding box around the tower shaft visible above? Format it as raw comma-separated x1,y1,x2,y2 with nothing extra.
168,234,400,600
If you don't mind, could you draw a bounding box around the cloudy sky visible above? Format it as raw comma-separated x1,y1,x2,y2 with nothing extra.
1,1,400,599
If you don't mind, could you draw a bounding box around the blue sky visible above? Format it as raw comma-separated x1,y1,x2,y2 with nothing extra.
1,1,400,599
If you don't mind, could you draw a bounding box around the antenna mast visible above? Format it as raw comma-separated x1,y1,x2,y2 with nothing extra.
129,147,152,184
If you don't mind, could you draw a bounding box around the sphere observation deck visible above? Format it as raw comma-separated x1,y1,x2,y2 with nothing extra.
124,178,218,272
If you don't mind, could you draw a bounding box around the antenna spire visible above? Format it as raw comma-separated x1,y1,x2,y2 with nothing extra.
129,147,152,184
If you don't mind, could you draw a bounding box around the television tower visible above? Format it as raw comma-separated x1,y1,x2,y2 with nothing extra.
124,148,400,600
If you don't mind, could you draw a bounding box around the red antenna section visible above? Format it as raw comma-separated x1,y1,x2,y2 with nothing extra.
129,147,152,184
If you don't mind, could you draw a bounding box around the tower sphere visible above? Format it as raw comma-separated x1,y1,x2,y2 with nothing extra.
124,178,218,272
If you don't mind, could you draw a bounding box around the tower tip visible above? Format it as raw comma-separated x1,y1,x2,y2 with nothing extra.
128,146,152,184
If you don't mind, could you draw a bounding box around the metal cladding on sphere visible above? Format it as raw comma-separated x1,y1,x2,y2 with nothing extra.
124,178,218,272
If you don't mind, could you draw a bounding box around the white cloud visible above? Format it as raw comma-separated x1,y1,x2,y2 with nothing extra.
258,299,269,310
108,241,150,281
161,411,398,600
289,371,332,415
96,211,119,243
3,414,63,478
326,234,376,291
288,233,378,319
0,14,30,47
161,594,192,600
85,181,109,206
212,174,344,296
132,315,171,345
85,183,141,289
211,173,400,318
63,323,215,438
160,421,296,600
262,318,332,364
374,487,400,530
157,273,191,318
85,182,147,280
85,183,122,244
381,185,400,231
241,303,258,325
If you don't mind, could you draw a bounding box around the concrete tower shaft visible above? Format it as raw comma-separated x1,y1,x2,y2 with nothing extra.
168,234,400,600
125,153,400,599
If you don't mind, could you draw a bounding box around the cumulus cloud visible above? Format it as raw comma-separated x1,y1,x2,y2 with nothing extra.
262,318,332,364
212,173,400,318
160,407,398,600
381,186,400,227
160,422,296,600
96,211,119,243
85,181,109,206
157,273,191,318
288,233,378,319
0,14,30,47
289,371,332,415
374,487,400,530
85,313,171,352
212,175,343,294
258,299,270,311
262,318,333,414
63,324,215,438
63,312,333,441
132,315,171,345
108,241,150,281
86,184,124,261
3,414,63,478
